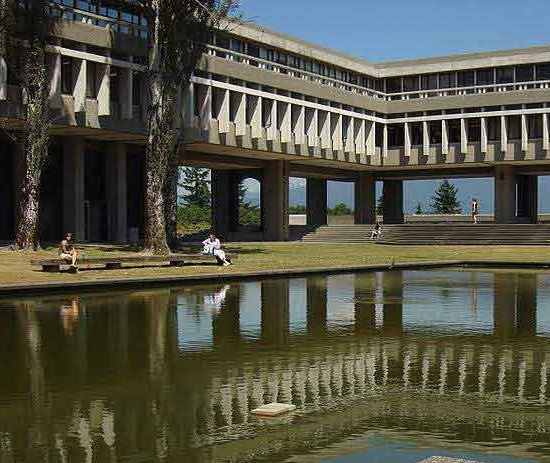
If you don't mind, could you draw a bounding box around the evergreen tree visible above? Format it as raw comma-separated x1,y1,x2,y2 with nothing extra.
415,202,423,215
179,167,211,208
376,193,385,216
430,180,462,214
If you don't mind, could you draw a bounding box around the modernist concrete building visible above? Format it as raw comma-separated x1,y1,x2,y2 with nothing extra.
2,3,550,242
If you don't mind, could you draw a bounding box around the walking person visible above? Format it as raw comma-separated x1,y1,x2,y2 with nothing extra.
202,232,232,267
59,232,79,271
471,198,479,224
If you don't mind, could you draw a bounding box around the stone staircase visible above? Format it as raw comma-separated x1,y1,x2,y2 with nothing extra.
299,224,550,245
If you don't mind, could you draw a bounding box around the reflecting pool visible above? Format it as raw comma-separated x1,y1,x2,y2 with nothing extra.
1,268,550,462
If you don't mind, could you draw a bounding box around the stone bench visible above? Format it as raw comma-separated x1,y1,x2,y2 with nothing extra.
30,253,237,272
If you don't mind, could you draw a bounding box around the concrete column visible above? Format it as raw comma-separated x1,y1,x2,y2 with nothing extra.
354,272,377,333
218,88,230,133
306,107,318,147
200,85,212,131
354,172,376,224
366,121,375,156
382,124,388,157
383,179,404,224
521,113,528,152
332,112,343,151
382,270,403,335
517,175,538,223
460,118,468,154
279,101,292,143
183,81,195,127
481,116,488,153
543,113,549,151
404,122,411,157
345,117,355,153
48,52,62,108
501,115,508,153
262,160,289,241
266,98,278,140
320,111,330,149
105,143,128,243
248,95,261,138
516,274,537,337
423,120,430,155
306,178,327,226
261,279,290,345
73,45,87,112
493,273,516,339
233,92,246,136
293,103,306,145
0,55,6,100
97,51,110,116
355,119,365,155
63,138,86,241
120,57,133,119
441,119,449,155
494,165,517,223
307,276,328,336
211,170,238,238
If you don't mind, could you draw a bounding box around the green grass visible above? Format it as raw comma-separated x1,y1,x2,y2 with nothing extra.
1,242,550,287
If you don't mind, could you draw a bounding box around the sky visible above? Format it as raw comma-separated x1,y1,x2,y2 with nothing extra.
237,0,550,213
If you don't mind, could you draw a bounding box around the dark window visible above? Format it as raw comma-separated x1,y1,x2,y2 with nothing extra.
448,120,461,143
457,70,474,87
374,79,384,93
231,39,245,54
487,117,501,142
528,114,542,139
439,72,456,89
375,124,383,147
248,44,259,58
132,71,140,106
86,61,96,98
61,56,73,95
428,121,442,144
216,34,230,49
403,76,419,92
388,125,404,148
496,67,514,84
516,65,534,82
476,68,493,86
410,122,422,146
536,63,550,80
385,77,402,93
507,115,521,140
421,74,438,90
467,118,481,142
110,68,119,102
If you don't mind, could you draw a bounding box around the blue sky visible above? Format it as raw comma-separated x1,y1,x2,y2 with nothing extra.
239,0,550,213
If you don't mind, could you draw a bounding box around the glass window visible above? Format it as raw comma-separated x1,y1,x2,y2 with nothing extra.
457,70,474,87
76,0,89,10
448,120,461,143
248,44,259,58
403,76,419,92
385,77,402,94
536,63,550,80
439,72,456,89
410,122,422,146
107,7,118,19
62,0,74,7
231,39,245,54
216,34,230,49
467,118,481,142
429,121,442,144
487,117,501,142
528,114,542,139
110,68,119,102
476,68,493,86
421,74,437,90
388,125,404,148
496,67,514,84
516,65,534,82
507,115,521,140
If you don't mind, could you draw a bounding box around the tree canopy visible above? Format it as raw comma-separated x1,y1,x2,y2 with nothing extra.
430,180,462,214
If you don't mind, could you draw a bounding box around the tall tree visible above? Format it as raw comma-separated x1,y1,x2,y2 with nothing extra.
430,180,462,214
138,0,241,254
179,167,211,207
376,193,385,216
414,202,423,215
0,0,55,250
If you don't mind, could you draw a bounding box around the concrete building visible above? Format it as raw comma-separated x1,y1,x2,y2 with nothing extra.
2,4,550,242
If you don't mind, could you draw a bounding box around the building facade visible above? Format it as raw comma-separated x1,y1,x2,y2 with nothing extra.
2,3,550,242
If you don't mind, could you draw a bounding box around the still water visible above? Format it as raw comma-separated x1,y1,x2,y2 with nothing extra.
1,269,550,463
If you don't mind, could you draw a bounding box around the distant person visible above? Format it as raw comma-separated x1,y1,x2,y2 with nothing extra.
371,222,381,240
471,198,479,224
202,232,232,267
59,232,78,271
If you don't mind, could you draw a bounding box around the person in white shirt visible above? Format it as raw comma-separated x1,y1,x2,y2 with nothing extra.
202,233,231,266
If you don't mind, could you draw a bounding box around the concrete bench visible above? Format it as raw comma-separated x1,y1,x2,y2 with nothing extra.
30,253,237,272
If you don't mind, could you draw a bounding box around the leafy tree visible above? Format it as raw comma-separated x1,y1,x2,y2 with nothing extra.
430,180,462,214
376,193,385,216
414,202,424,215
237,179,260,226
179,167,210,208
289,204,307,214
0,0,56,249
140,0,242,254
329,203,352,216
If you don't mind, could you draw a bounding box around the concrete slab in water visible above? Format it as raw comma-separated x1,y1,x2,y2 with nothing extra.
419,458,482,463
251,403,296,416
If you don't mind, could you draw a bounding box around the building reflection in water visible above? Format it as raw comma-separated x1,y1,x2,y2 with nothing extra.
0,269,549,463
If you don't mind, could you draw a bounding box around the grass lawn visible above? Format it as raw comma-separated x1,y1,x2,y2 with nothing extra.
1,242,550,287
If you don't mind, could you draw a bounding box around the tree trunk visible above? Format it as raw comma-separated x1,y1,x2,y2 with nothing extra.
163,139,179,247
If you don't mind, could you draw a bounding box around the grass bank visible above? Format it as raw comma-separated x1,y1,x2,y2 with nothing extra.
0,243,550,288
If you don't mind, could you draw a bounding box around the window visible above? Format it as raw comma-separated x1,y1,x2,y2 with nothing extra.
429,121,442,144
467,118,481,142
388,125,404,148
375,124,383,147
248,44,259,58
536,63,550,80
439,72,456,89
487,117,501,142
496,67,514,84
476,68,493,86
110,68,119,102
132,72,140,106
528,114,542,139
457,70,474,87
516,65,534,82
421,74,438,90
61,56,73,95
231,39,245,54
448,120,461,143
507,115,521,140
86,61,96,98
385,77,402,94
410,122,422,146
403,76,419,92
216,34,230,49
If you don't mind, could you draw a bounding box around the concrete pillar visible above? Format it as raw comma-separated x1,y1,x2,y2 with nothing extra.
521,113,528,152
63,138,86,241
354,172,376,224
481,116,488,153
279,101,291,143
232,91,246,136
218,88,230,133
382,270,403,335
211,170,238,238
383,179,404,224
249,95,262,139
97,51,110,116
200,84,212,131
354,119,365,155
494,165,517,223
266,98,278,141
382,124,388,157
501,115,508,153
306,178,327,226
293,103,306,146
105,143,128,243
441,119,449,155
517,175,538,224
0,55,6,100
516,274,537,337
423,120,430,155
404,122,411,157
262,160,289,241
48,52,62,108
494,273,516,339
212,286,241,346
460,118,468,154
120,57,133,119
354,272,377,333
320,111,330,149
543,113,549,151
306,107,318,147
366,121,375,155
332,112,343,151
261,279,289,345
73,45,87,112
307,275,327,336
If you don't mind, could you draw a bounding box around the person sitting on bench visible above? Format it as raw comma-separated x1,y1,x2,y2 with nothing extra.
59,232,78,270
202,232,232,267
371,222,381,240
